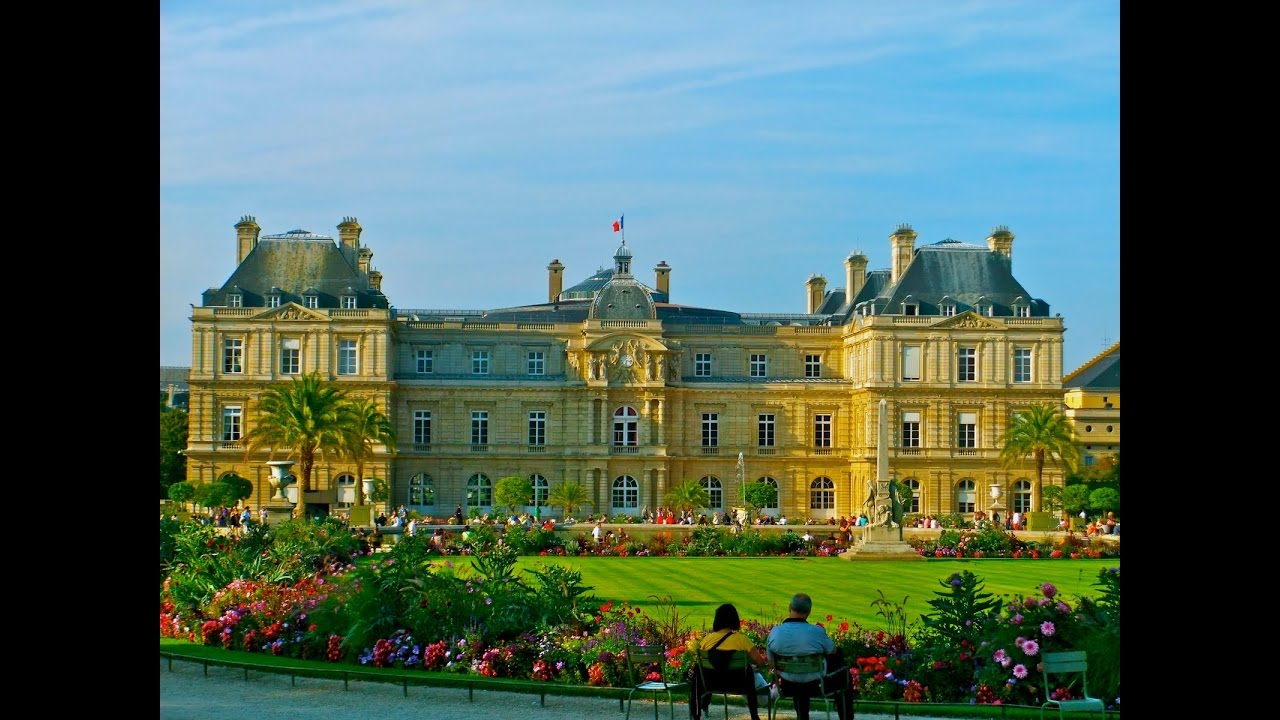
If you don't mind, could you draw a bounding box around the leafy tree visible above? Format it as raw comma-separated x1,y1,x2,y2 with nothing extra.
743,481,777,523
159,404,188,499
547,480,591,519
997,402,1080,512
1088,486,1120,516
494,475,533,515
338,396,397,506
1039,485,1065,515
193,481,235,511
664,478,709,515
218,473,254,504
1061,484,1092,517
242,373,349,517
167,481,196,507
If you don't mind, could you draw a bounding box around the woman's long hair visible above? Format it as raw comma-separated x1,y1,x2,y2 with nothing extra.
712,603,742,632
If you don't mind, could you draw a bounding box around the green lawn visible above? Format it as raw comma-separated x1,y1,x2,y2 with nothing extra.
498,556,1119,631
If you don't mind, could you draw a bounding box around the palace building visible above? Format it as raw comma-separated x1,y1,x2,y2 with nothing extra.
183,217,1067,520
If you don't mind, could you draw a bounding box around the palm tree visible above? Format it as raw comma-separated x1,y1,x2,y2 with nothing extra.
664,478,709,516
338,396,397,506
242,373,349,517
547,480,592,519
997,402,1080,512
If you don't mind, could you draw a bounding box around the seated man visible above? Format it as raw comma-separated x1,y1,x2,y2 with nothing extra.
766,593,851,720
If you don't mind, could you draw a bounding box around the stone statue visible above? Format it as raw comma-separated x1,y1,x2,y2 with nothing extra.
888,478,904,527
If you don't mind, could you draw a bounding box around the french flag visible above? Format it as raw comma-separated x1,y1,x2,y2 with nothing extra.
612,215,624,232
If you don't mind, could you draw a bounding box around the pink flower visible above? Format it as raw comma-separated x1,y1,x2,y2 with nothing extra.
992,649,1008,663
1021,640,1039,656
1013,664,1028,679
1040,621,1056,636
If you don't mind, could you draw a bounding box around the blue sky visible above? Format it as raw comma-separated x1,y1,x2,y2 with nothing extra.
160,1,1119,374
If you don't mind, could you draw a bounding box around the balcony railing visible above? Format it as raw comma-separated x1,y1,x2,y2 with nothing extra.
701,446,720,455
756,447,776,455
813,447,832,455
470,444,489,453
610,446,640,454
898,447,921,456
527,445,547,453
954,448,978,456
216,440,242,451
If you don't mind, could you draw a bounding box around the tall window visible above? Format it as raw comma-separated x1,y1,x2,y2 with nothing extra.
901,412,921,448
528,411,546,446
416,349,434,374
341,295,357,309
338,339,358,375
694,352,712,377
701,413,719,447
810,477,835,510
804,354,822,378
527,351,545,376
701,476,723,509
335,474,356,509
750,354,768,378
530,475,549,508
957,412,977,449
471,411,489,446
901,345,921,381
1013,348,1032,383
280,338,300,374
956,479,977,513
758,477,779,509
613,406,638,446
409,474,435,507
904,478,921,513
1013,479,1032,513
612,475,638,510
757,414,775,447
957,347,976,382
228,293,242,308
472,350,490,375
221,405,242,441
467,473,492,509
814,414,832,449
413,411,432,447
223,338,243,374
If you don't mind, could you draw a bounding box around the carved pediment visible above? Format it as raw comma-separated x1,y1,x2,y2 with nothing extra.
252,303,331,322
933,311,1004,330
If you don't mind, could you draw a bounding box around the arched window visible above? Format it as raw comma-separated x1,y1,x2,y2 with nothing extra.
613,406,638,446
956,478,977,513
701,476,723,509
467,473,492,510
904,477,920,514
612,475,638,511
529,474,549,508
757,477,779,511
1013,479,1033,514
335,473,356,509
409,473,435,507
810,476,835,510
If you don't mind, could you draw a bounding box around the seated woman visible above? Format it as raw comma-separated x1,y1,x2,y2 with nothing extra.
691,603,771,720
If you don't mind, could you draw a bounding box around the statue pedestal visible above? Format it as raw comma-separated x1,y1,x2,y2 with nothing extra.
840,525,924,561
262,501,295,528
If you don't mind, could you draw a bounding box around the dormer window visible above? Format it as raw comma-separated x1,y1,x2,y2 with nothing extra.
1011,297,1030,318
341,295,357,309
902,295,918,316
227,293,242,308
940,296,956,317
975,296,992,317
304,294,318,309
266,294,281,308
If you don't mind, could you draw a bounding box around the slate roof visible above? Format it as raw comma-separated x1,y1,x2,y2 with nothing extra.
202,231,389,309
560,267,669,303
1064,343,1120,389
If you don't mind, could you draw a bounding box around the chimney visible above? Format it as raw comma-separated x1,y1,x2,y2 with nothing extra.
358,247,373,274
890,224,917,284
547,259,565,302
806,274,827,314
986,225,1015,264
337,216,362,250
369,270,383,293
235,215,260,265
844,252,867,304
654,261,671,299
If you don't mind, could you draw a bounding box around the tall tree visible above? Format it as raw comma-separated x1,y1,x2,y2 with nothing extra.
338,396,397,506
160,403,189,499
664,478,710,515
547,480,592,519
494,475,533,515
997,402,1080,512
242,373,349,517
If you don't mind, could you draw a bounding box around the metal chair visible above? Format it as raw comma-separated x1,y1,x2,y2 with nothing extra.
1040,650,1107,720
625,644,687,720
696,648,772,720
769,654,838,720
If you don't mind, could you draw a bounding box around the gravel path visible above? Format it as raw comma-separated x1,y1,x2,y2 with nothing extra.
160,657,963,720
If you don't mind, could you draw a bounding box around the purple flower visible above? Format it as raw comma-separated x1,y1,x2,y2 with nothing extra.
1041,583,1057,598
1022,640,1039,656
1040,621,1056,636
993,649,1008,663
1011,613,1024,625
1013,664,1028,679
1056,601,1071,613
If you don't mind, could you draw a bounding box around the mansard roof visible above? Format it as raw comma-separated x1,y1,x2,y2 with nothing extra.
1064,342,1120,390
201,232,388,309
863,240,1048,317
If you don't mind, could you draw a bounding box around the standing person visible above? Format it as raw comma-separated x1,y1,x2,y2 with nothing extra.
592,521,604,545
240,506,252,534
691,603,771,720
259,507,268,525
453,505,464,525
407,517,418,537
766,593,851,720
